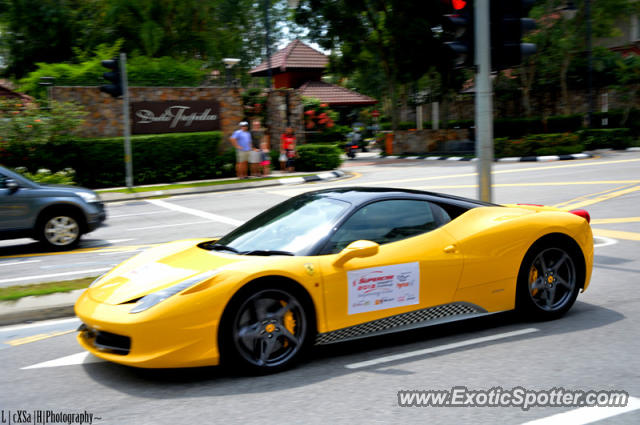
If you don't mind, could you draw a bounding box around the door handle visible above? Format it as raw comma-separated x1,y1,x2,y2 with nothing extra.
443,244,457,254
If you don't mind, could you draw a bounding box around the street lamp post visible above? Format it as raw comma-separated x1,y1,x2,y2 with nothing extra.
263,0,273,88
222,58,240,87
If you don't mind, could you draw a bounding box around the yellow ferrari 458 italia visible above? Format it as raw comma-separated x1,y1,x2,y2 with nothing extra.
75,187,593,372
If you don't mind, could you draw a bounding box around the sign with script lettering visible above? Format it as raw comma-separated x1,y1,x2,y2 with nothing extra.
130,101,221,134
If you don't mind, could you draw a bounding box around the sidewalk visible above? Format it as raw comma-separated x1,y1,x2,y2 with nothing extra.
97,169,347,203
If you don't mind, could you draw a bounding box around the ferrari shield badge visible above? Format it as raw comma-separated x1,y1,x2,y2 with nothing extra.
304,263,315,276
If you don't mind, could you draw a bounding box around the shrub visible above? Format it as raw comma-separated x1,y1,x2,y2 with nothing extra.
494,133,583,158
295,144,343,171
0,99,87,144
494,117,544,138
577,128,634,150
545,114,584,133
13,167,76,185
1,132,230,188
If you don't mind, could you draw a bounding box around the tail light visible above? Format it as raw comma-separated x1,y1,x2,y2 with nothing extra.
569,209,590,223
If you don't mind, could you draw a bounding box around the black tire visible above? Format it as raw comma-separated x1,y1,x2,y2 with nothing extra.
219,284,314,374
37,211,82,250
516,240,581,320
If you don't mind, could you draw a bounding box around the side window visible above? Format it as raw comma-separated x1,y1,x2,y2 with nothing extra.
325,199,443,254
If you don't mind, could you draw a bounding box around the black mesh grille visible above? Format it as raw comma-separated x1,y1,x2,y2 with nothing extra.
81,325,131,355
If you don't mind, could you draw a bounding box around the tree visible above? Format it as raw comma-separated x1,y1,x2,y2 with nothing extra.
294,0,447,129
0,0,291,82
519,0,637,116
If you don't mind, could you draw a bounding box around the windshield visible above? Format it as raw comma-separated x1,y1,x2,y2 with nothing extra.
212,194,351,256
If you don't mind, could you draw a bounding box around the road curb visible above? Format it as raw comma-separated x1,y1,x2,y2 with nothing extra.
381,152,595,162
99,170,347,203
0,290,83,326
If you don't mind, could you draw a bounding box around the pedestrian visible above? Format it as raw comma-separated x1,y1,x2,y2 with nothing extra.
230,121,251,179
260,125,271,176
280,126,296,172
249,124,262,177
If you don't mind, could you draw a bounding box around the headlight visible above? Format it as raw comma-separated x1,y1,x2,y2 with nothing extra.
129,269,219,314
75,191,99,203
89,273,107,288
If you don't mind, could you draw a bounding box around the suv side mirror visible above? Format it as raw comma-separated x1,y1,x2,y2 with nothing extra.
333,240,379,267
5,179,19,193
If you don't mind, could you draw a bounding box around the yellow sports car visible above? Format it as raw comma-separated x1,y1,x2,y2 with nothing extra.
75,187,593,372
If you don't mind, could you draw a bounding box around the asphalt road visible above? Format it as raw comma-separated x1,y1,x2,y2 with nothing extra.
1,151,639,424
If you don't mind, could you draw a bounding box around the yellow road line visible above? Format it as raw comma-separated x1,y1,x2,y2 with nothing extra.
559,185,640,210
0,244,155,260
591,217,640,224
6,330,75,346
412,180,640,191
592,228,640,242
553,183,638,209
362,158,640,186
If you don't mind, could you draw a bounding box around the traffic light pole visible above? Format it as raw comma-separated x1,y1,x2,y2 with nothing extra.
120,53,133,189
475,0,493,202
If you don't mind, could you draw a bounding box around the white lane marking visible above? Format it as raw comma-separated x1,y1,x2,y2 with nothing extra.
128,220,212,231
109,211,168,218
0,318,80,333
21,352,104,369
147,199,243,226
0,268,111,285
345,328,539,369
106,239,135,244
521,396,640,425
98,250,142,256
593,236,618,248
0,260,41,267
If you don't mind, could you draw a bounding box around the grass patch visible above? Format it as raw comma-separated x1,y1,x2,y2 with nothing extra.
0,276,96,301
97,174,314,194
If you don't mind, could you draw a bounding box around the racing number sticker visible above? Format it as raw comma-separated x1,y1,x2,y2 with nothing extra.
347,262,420,315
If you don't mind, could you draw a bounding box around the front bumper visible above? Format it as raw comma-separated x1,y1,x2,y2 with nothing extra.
86,202,107,233
74,290,222,368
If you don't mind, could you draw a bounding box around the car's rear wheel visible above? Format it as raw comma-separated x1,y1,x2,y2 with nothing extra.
517,241,580,320
38,213,82,250
222,286,311,373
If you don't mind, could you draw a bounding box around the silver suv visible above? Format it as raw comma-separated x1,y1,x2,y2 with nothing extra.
0,165,106,250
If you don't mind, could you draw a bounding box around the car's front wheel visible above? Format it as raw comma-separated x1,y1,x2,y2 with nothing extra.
37,213,82,250
516,240,581,320
221,286,312,373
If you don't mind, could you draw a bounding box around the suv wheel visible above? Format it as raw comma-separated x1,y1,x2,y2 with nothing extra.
38,213,82,250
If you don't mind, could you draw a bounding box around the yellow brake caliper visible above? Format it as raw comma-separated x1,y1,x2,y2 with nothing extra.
280,301,296,347
529,266,539,296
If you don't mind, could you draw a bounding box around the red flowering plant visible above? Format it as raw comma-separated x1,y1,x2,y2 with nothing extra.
303,97,337,131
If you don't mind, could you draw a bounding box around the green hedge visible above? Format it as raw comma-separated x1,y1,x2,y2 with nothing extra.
1,132,234,188
577,128,635,150
495,133,583,158
295,144,343,171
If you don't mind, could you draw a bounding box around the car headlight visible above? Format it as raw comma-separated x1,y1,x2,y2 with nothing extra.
129,269,219,314
89,273,107,288
75,191,99,203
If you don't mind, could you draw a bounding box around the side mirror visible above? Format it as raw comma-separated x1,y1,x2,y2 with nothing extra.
5,179,19,193
333,240,379,267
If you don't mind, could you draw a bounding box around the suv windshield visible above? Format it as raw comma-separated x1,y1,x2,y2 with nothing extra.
212,194,351,256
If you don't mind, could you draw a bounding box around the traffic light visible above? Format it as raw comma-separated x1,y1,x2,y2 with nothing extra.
491,0,537,69
100,58,123,98
441,0,474,68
